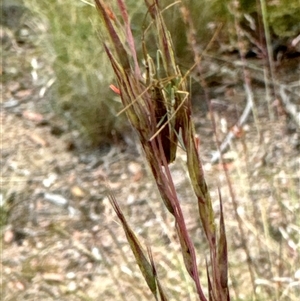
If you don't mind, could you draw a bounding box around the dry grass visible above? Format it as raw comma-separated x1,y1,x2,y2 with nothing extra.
92,0,300,300
1,0,300,301
21,0,134,146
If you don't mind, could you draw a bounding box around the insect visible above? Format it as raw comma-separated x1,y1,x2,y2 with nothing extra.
143,49,190,164
111,43,192,164
108,3,193,165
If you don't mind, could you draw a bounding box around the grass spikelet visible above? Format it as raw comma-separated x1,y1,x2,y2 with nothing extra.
95,0,230,300
107,188,160,298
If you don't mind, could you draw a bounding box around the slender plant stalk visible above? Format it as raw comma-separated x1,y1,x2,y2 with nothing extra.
95,1,230,300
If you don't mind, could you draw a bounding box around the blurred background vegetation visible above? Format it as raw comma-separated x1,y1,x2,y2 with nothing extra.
2,0,299,148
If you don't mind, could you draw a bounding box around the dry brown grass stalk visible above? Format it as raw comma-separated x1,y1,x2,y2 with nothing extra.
95,0,230,300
